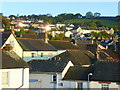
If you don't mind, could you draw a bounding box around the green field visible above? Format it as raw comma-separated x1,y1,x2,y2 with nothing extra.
64,18,117,26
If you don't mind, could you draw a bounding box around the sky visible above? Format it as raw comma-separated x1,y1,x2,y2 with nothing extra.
1,1,119,17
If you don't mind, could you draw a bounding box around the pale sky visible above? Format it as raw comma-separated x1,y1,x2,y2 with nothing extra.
1,1,119,17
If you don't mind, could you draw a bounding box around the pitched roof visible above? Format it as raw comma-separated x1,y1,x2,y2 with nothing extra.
28,50,96,73
64,60,120,83
100,49,119,59
63,66,92,81
48,40,88,50
91,60,120,82
1,50,29,69
50,50,96,65
17,38,57,51
28,59,68,73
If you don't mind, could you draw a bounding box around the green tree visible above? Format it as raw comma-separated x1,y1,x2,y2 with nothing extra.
2,16,10,30
20,28,25,34
86,11,94,18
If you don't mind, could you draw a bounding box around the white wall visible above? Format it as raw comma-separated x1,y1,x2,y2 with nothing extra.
62,61,74,78
0,68,29,89
29,73,77,88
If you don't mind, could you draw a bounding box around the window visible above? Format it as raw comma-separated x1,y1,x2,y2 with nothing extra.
31,53,35,58
101,84,109,90
77,82,83,90
52,74,57,82
2,72,8,85
10,41,14,47
41,53,43,57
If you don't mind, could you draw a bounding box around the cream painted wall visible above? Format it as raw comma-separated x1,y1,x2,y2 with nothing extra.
0,68,29,89
29,73,77,88
82,29,111,34
23,50,65,62
1,34,23,58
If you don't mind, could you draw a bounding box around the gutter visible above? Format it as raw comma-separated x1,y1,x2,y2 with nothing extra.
16,68,25,90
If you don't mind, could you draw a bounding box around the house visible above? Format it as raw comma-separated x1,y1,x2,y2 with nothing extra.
71,27,82,34
15,38,59,62
28,50,96,88
80,26,114,34
63,59,120,89
1,32,63,62
65,30,73,38
51,30,65,37
55,23,66,28
0,50,29,89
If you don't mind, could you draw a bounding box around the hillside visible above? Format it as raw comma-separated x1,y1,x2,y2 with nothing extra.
64,18,117,26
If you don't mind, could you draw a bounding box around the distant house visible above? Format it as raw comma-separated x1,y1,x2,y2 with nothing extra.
51,30,65,37
65,30,73,38
32,28,45,34
80,26,114,34
0,50,29,89
63,59,120,89
71,27,82,34
56,23,66,28
28,50,96,88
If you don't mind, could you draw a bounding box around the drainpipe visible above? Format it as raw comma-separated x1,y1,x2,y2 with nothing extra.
16,68,25,90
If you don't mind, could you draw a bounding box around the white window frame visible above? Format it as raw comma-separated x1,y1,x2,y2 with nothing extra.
52,74,57,83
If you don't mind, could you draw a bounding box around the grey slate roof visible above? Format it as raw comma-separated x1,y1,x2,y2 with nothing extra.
17,38,57,51
28,59,68,73
48,40,88,50
1,50,29,69
91,60,120,82
53,50,96,65
64,60,120,83
28,50,96,73
63,66,92,81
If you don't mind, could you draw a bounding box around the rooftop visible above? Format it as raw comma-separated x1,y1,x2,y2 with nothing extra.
17,38,57,51
1,50,29,69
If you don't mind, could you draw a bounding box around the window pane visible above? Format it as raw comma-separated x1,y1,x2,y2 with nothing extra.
2,72,8,85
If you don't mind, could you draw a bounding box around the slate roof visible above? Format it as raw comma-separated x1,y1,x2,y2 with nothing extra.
1,50,29,69
28,50,96,73
17,38,57,51
48,40,88,50
28,59,68,73
63,66,93,81
53,50,96,65
64,60,120,83
100,49,119,59
91,60,120,82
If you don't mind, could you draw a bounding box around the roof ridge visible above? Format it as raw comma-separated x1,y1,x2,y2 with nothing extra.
16,37,43,41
